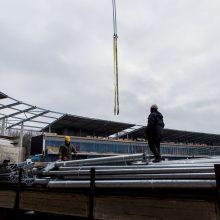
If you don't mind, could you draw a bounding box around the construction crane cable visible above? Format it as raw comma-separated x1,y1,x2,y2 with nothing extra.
112,0,119,115
112,0,117,35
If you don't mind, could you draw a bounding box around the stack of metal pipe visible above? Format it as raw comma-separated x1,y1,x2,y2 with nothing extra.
0,160,34,186
33,154,220,189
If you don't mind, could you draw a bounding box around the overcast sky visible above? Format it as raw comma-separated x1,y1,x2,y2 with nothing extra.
0,0,220,134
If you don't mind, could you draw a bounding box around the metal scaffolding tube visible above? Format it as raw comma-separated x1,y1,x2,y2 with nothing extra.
1,118,5,135
47,179,216,189
34,178,50,185
153,157,220,165
146,163,215,168
58,165,151,171
43,167,214,176
55,153,144,167
58,163,214,171
61,173,215,180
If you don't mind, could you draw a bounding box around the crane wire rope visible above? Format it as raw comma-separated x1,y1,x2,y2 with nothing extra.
112,0,119,115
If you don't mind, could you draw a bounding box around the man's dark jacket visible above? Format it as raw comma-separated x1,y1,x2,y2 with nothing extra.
145,111,164,139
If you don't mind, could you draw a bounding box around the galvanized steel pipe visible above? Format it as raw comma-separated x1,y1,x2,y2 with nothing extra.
55,153,144,167
58,163,214,171
61,173,215,180
43,167,214,176
47,179,216,189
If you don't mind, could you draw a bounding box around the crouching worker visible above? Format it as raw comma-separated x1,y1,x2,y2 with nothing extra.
59,136,78,161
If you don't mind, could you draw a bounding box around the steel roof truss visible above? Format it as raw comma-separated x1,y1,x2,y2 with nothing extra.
7,110,50,129
0,106,37,120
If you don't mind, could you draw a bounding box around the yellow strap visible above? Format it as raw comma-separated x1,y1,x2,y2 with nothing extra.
113,36,119,115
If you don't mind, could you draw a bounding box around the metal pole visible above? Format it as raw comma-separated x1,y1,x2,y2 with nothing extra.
42,167,214,176
47,179,216,189
153,157,220,165
214,164,220,219
1,118,5,135
88,168,95,219
19,122,24,162
61,173,215,180
58,163,214,171
55,153,144,167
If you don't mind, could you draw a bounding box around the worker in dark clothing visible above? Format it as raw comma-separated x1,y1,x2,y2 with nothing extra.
144,104,165,163
59,136,77,161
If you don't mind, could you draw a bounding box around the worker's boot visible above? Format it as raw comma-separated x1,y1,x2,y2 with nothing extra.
152,158,161,163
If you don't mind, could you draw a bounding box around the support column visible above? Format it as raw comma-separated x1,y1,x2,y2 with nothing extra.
214,164,220,220
1,119,5,135
19,122,24,162
88,168,95,219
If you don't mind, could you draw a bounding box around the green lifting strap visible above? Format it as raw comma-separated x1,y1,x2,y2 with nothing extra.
112,0,119,115
113,35,119,115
